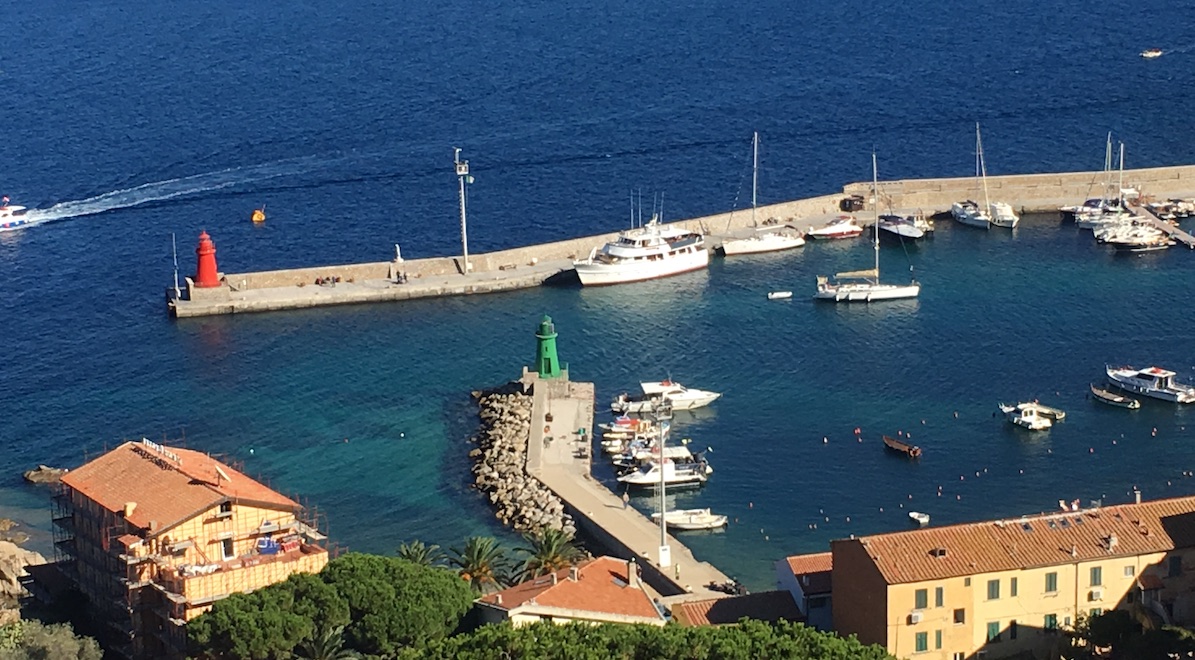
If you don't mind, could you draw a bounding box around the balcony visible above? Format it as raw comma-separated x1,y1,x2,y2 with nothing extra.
155,542,328,612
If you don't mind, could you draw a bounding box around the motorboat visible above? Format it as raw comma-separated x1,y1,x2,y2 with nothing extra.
767,291,793,300
1141,48,1163,59
876,214,930,242
634,380,720,411
651,508,728,531
610,392,669,415
612,443,704,471
0,197,33,232
1106,365,1195,403
989,201,1020,229
909,511,930,526
805,216,864,240
1145,199,1195,220
573,215,709,286
883,435,922,458
814,154,920,303
616,459,710,488
999,402,1063,431
1090,384,1141,410
951,200,991,228
1096,224,1172,252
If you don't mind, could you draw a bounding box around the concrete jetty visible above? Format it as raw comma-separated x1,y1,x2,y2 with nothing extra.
1133,205,1195,248
168,164,1195,318
521,372,734,603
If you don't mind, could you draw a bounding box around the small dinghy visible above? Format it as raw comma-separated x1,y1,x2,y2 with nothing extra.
1090,383,1141,409
767,291,793,300
909,511,930,526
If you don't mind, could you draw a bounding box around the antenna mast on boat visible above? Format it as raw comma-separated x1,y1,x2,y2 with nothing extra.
751,131,759,228
454,147,472,273
872,152,881,282
171,232,181,300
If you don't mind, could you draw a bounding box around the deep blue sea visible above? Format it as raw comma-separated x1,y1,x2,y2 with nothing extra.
3,0,1195,590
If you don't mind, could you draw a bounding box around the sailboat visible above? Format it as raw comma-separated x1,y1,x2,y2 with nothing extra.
976,125,1019,228
720,132,805,256
814,154,920,302
951,123,993,229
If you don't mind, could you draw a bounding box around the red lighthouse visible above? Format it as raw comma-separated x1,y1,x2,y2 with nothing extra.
194,231,220,288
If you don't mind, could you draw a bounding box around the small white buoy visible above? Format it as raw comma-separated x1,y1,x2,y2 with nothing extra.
249,448,255,455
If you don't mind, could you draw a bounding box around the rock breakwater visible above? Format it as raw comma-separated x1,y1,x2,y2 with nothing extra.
470,386,574,536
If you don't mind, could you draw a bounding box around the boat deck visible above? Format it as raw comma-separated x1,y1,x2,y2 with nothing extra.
525,377,733,606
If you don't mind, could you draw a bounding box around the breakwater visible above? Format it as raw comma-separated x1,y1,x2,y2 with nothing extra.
167,164,1195,318
469,385,575,536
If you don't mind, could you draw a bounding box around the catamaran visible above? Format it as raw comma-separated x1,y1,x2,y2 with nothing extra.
720,132,805,256
814,154,920,302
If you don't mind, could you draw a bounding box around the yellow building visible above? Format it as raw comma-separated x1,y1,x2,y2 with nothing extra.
831,493,1195,660
50,439,329,659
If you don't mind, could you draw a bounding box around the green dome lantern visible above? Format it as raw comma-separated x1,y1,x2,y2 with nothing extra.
534,315,563,379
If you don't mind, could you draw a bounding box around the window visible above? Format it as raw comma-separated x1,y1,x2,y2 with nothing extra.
1091,608,1103,617
221,538,235,559
219,501,233,514
915,632,928,653
935,629,942,650
1046,571,1058,593
953,654,965,660
964,577,971,587
987,621,1002,642
1090,566,1103,587
935,586,944,607
915,588,928,610
1010,620,1018,640
954,608,966,624
808,596,828,608
1044,613,1058,632
1170,555,1183,577
987,579,1000,600
1010,577,1018,597
1124,565,1136,577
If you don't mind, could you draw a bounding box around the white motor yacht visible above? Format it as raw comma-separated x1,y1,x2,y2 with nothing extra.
635,380,720,410
651,508,728,531
0,197,32,232
805,216,864,240
1106,366,1195,403
617,459,710,488
573,215,708,286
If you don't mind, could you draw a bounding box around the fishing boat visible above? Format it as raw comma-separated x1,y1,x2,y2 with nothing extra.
1106,365,1195,403
999,402,1063,430
805,216,865,240
616,459,710,488
651,508,728,531
573,214,709,286
0,196,33,232
1089,384,1141,409
883,435,922,458
814,154,920,302
720,132,805,256
767,291,793,300
1141,48,1163,59
909,511,930,526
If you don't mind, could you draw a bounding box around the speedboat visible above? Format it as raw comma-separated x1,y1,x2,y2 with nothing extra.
616,459,710,488
1090,384,1141,410
1141,48,1163,59
999,402,1063,431
573,215,709,286
0,197,33,232
951,200,991,229
634,380,720,411
909,511,930,526
1096,224,1172,252
805,216,864,240
612,443,704,471
1106,365,1195,403
876,214,927,241
651,508,728,531
989,201,1020,228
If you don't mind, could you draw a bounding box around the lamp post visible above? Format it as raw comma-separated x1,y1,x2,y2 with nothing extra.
454,147,472,273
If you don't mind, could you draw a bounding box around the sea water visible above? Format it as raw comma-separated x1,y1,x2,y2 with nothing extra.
1,0,1194,589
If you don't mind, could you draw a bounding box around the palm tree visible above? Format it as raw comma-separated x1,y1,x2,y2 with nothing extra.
396,539,446,567
448,536,512,593
293,625,359,660
515,527,585,581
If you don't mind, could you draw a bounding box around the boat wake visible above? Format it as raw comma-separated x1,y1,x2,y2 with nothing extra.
19,156,332,228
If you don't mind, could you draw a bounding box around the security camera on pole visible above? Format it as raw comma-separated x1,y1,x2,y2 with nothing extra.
454,147,473,274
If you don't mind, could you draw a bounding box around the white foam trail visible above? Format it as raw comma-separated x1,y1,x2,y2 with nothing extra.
20,155,334,227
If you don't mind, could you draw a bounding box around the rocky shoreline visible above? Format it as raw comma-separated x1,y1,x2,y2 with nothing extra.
469,385,575,536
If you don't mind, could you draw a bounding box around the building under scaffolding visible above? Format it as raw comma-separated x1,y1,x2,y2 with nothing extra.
43,438,330,659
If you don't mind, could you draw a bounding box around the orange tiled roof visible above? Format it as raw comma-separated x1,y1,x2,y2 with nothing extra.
784,551,833,595
478,556,661,621
61,440,298,535
839,495,1195,585
672,590,803,626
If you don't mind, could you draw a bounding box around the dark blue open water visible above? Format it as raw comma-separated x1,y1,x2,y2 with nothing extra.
3,0,1195,589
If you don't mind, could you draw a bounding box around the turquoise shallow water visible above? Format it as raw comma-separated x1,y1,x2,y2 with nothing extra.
3,0,1195,591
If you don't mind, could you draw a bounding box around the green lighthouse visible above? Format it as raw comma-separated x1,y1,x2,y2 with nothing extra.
534,315,564,379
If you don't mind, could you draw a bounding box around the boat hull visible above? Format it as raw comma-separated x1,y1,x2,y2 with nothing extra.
1090,384,1141,409
721,233,805,255
1107,366,1195,403
574,249,710,286
814,282,920,302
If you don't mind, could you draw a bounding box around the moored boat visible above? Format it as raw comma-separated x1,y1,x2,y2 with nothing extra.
999,402,1057,431
651,508,728,531
767,290,793,300
876,214,931,241
805,215,864,240
883,434,922,458
909,511,930,526
1106,365,1195,403
573,215,709,286
635,380,720,411
616,459,710,488
1090,383,1141,409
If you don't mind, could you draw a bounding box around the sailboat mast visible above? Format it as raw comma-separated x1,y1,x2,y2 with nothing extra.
977,123,991,210
872,152,880,279
1103,133,1113,205
751,131,759,228
1118,142,1125,206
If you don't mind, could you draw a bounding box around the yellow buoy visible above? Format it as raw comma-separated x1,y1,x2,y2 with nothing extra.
251,207,266,223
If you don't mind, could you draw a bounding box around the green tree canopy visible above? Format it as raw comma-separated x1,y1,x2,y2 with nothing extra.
0,620,102,660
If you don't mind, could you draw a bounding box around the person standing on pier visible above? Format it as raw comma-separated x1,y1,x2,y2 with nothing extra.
622,490,630,509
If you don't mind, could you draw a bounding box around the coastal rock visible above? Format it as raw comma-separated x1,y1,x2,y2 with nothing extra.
0,540,46,607
22,465,67,484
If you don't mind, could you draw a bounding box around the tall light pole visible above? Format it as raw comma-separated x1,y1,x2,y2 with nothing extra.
454,147,472,273
657,415,671,570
